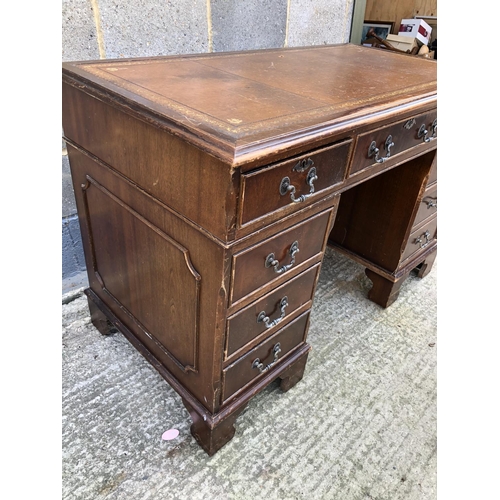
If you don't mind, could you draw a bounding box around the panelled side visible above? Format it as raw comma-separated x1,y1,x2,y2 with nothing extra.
67,145,230,413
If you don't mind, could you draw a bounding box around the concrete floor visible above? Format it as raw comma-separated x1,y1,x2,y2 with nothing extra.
62,247,437,500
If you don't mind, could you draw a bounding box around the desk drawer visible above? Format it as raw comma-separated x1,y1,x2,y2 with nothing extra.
350,110,437,176
225,264,319,361
413,183,437,227
402,216,437,263
221,311,310,403
240,140,351,226
230,208,333,304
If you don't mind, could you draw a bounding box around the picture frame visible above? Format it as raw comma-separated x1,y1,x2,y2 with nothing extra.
361,21,394,43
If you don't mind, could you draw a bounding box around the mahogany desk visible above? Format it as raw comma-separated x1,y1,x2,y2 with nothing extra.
62,44,437,455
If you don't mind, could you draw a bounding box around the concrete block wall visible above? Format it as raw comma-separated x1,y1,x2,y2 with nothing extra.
62,0,355,290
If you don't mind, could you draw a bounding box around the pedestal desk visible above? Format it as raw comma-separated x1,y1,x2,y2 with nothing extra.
62,44,437,455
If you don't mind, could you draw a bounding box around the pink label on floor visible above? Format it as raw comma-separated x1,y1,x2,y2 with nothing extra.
162,429,179,440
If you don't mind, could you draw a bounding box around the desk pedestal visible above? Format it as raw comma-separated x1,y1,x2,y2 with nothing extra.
329,150,438,307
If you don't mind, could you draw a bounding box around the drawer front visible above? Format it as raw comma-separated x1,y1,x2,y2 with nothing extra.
240,140,351,226
225,264,320,361
350,110,437,176
402,216,438,263
222,311,310,403
413,183,437,228
231,208,333,304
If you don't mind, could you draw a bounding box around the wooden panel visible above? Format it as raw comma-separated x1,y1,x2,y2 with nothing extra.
365,0,437,35
414,1,437,18
83,176,201,372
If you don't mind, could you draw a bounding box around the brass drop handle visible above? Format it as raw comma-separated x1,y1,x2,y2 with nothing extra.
368,135,395,163
414,230,431,248
430,118,437,138
265,241,299,274
252,343,282,373
257,296,288,329
418,124,430,143
418,119,437,143
280,167,318,203
423,196,437,209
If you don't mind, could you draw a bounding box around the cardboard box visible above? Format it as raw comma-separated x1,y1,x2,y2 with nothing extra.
398,18,432,45
386,34,418,53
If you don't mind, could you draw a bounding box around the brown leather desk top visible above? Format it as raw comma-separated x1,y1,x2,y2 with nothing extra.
62,44,437,166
